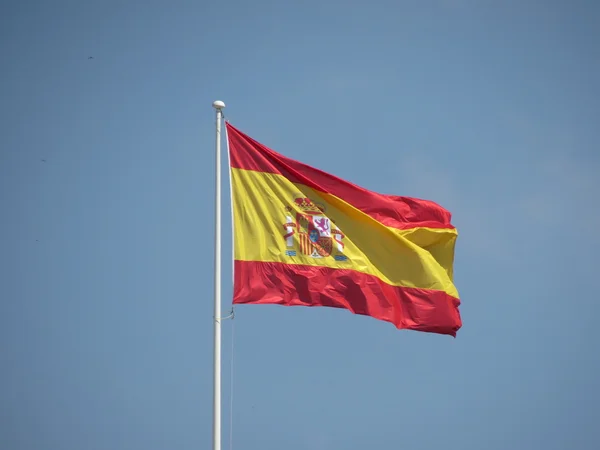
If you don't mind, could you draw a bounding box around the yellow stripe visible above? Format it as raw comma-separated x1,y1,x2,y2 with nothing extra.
231,168,459,298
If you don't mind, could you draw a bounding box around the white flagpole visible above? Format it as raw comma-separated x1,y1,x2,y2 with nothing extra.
212,100,225,450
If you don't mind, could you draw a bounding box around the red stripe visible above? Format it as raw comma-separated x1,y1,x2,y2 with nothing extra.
227,123,454,231
233,260,462,337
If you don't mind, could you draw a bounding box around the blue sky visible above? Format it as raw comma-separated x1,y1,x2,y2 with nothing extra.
1,1,599,449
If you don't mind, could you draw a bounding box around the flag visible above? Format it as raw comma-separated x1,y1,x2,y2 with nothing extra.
226,123,461,336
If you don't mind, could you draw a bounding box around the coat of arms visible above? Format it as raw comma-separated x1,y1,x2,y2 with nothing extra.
282,196,347,260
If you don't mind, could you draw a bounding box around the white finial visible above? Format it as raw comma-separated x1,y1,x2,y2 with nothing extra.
212,100,226,110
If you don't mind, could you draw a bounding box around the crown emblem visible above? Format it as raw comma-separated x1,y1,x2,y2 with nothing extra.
293,196,325,215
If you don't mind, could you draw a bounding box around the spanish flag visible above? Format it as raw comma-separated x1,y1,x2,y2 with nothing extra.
227,123,461,337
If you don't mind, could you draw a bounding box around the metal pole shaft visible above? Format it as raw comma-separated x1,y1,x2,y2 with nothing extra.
212,100,225,450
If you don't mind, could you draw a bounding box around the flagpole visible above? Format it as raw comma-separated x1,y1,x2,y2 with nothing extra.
212,100,225,450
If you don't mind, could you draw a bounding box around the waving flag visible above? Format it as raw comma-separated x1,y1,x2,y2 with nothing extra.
226,123,461,336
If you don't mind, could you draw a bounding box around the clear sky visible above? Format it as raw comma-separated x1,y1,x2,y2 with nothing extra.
1,1,599,449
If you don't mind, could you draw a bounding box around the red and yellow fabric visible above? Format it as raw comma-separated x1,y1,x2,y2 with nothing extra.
226,123,462,336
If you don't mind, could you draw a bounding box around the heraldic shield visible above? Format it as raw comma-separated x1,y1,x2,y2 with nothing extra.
283,196,345,260
297,212,333,257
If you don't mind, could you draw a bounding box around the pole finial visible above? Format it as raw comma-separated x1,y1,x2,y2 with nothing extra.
213,100,226,110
